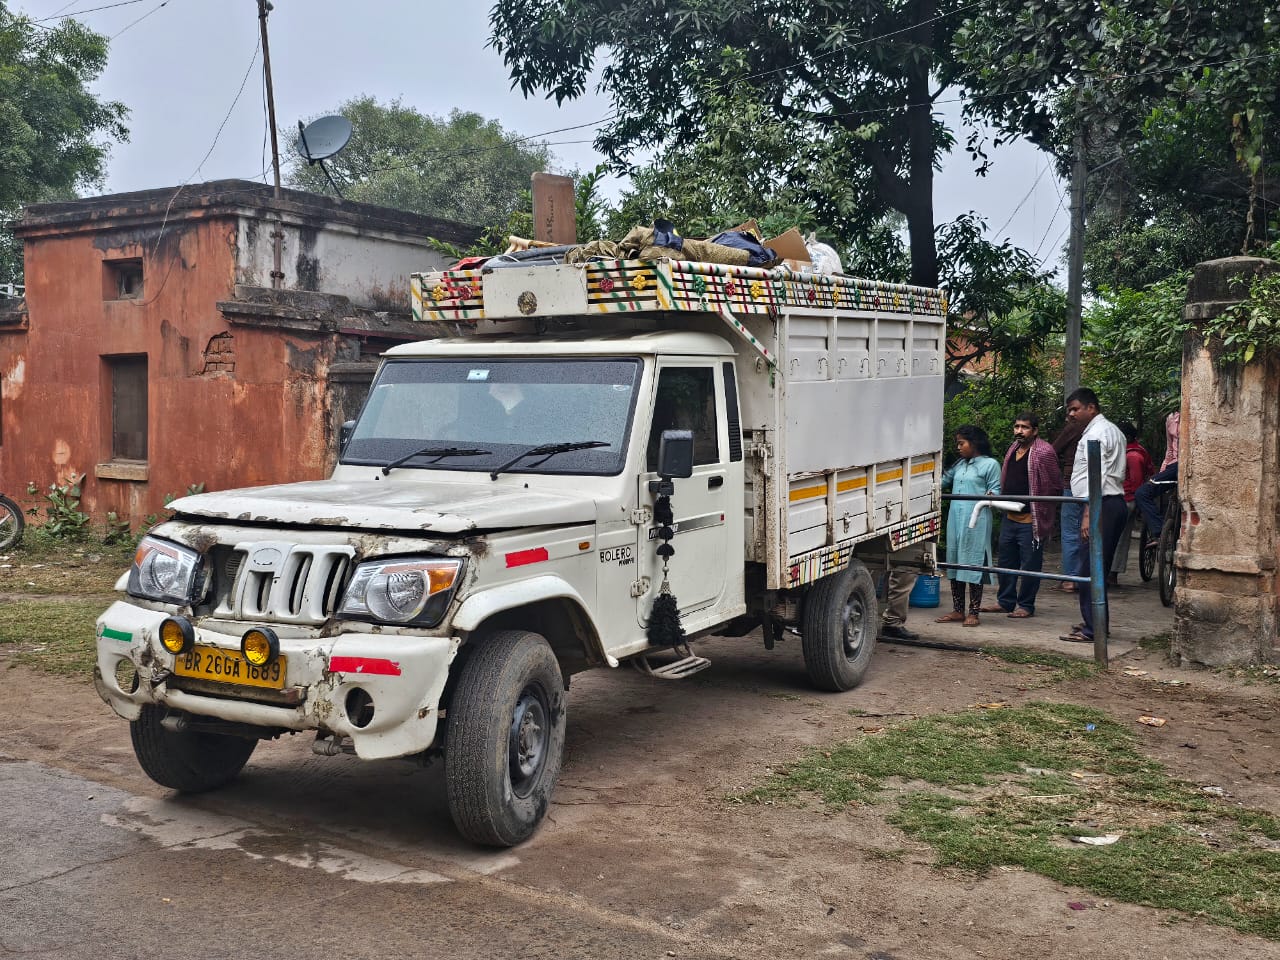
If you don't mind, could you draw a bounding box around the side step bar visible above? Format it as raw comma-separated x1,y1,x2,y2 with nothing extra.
633,644,711,680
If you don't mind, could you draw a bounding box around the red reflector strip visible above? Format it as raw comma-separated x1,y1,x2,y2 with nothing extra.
505,547,549,568
329,656,402,676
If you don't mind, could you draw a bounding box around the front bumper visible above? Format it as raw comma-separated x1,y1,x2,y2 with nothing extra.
94,601,459,760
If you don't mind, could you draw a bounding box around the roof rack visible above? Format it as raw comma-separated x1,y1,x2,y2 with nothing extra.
412,258,946,325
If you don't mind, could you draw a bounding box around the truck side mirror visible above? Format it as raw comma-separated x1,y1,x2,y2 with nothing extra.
657,429,694,479
339,420,356,454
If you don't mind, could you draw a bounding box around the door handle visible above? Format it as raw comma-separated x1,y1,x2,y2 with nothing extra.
708,475,724,489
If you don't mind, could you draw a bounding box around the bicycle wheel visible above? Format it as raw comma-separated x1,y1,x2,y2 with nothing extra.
1157,507,1179,607
0,494,24,551
1138,524,1157,582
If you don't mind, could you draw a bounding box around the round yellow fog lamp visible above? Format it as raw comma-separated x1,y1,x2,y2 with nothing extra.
241,627,280,667
159,617,195,655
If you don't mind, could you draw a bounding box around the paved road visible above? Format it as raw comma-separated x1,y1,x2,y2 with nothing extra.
1,753,687,960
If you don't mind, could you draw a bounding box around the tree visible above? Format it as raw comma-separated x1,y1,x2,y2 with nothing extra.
285,97,553,228
953,0,1280,257
490,1,981,288
0,4,128,283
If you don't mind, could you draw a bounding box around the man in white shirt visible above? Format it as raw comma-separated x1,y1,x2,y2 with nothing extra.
1062,387,1128,644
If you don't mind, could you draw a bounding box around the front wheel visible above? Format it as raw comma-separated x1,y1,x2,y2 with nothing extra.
130,705,257,792
445,630,567,847
1158,509,1179,607
0,494,24,551
801,561,879,692
1138,524,1157,582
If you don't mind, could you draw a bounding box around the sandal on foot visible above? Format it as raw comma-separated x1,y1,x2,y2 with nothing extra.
1060,630,1091,643
935,611,965,623
1008,608,1033,618
963,615,981,627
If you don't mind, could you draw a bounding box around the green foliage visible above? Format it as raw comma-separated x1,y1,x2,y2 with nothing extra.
0,4,129,284
1204,249,1280,365
490,0,973,287
103,511,131,545
25,474,90,540
285,97,551,228
1082,273,1189,435
955,0,1280,264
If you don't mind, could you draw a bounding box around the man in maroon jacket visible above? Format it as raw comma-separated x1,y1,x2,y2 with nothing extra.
983,412,1064,617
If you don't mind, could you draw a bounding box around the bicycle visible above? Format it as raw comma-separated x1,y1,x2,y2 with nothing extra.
0,492,23,551
1137,478,1179,607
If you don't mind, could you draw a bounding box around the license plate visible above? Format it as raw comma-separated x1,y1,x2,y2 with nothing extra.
173,645,287,690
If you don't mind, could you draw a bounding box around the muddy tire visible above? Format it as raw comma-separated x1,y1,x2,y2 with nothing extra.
130,704,257,792
0,494,24,551
801,561,879,692
445,630,566,847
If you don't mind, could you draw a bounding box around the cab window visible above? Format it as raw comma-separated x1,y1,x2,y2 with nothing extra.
647,367,719,470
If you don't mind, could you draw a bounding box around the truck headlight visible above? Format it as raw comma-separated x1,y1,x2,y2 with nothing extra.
127,536,203,605
338,557,463,627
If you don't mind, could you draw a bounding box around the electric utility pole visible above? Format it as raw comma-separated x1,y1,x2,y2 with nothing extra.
257,0,284,289
1063,126,1086,400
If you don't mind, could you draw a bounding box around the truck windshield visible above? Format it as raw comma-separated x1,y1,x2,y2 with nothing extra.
343,357,643,476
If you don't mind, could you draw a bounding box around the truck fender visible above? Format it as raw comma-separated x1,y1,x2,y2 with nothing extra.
452,575,615,669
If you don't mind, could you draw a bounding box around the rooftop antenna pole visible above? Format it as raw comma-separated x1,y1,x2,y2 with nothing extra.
257,0,284,289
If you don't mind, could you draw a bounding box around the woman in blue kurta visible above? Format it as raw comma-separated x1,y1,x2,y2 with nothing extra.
936,425,1002,626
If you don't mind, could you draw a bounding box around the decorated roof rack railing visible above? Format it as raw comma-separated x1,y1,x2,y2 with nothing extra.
411,257,947,325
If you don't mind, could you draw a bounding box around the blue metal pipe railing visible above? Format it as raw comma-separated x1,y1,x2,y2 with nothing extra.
936,439,1108,665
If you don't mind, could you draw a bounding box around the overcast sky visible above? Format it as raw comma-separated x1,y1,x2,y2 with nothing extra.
24,0,1069,276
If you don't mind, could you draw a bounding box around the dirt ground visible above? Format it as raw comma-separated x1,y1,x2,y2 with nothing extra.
2,566,1278,959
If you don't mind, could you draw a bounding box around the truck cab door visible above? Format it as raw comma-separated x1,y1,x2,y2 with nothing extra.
637,362,730,625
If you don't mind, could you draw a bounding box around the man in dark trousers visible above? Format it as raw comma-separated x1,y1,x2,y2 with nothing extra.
983,412,1062,618
1061,388,1128,644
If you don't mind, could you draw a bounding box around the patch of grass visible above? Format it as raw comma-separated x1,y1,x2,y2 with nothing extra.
745,702,1280,940
1139,632,1173,652
0,533,134,597
0,597,112,677
766,692,803,702
980,645,1101,684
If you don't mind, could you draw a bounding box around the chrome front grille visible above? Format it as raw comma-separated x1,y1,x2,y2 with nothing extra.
212,541,355,625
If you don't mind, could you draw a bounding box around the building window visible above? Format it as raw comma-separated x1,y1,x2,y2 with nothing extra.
107,356,148,462
103,258,144,300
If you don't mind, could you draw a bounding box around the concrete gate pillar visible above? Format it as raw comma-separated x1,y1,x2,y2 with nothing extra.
1174,256,1280,666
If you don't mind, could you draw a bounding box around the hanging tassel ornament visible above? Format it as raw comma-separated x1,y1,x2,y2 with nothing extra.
647,488,685,647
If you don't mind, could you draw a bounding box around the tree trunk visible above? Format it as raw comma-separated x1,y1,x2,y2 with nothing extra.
904,0,938,289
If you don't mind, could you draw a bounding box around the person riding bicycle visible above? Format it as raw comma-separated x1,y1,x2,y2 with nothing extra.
1135,409,1180,538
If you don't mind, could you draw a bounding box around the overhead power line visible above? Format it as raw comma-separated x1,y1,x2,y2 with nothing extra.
33,0,145,21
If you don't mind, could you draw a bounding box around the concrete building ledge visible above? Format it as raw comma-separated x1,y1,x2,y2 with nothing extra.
1176,552,1277,574
95,461,149,482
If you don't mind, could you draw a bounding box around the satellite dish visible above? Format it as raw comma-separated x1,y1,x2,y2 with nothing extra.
294,115,353,163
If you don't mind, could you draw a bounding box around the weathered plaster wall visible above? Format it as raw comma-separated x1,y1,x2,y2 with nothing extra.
1173,256,1280,666
0,216,341,528
235,216,453,312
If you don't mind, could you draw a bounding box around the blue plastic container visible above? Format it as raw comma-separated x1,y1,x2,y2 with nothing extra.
908,574,941,608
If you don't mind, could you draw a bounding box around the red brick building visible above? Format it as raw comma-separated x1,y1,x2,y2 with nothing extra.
0,180,473,528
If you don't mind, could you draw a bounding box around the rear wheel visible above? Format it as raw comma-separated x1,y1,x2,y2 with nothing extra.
445,630,566,847
0,494,24,551
130,705,257,792
801,561,879,692
1158,508,1179,607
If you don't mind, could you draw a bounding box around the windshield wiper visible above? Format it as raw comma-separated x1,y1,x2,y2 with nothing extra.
489,441,610,481
381,445,492,476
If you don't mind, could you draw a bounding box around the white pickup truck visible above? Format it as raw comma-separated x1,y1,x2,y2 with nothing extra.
95,255,945,846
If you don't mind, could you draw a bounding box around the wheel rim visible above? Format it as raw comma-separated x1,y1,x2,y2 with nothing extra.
508,683,549,798
842,593,867,662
